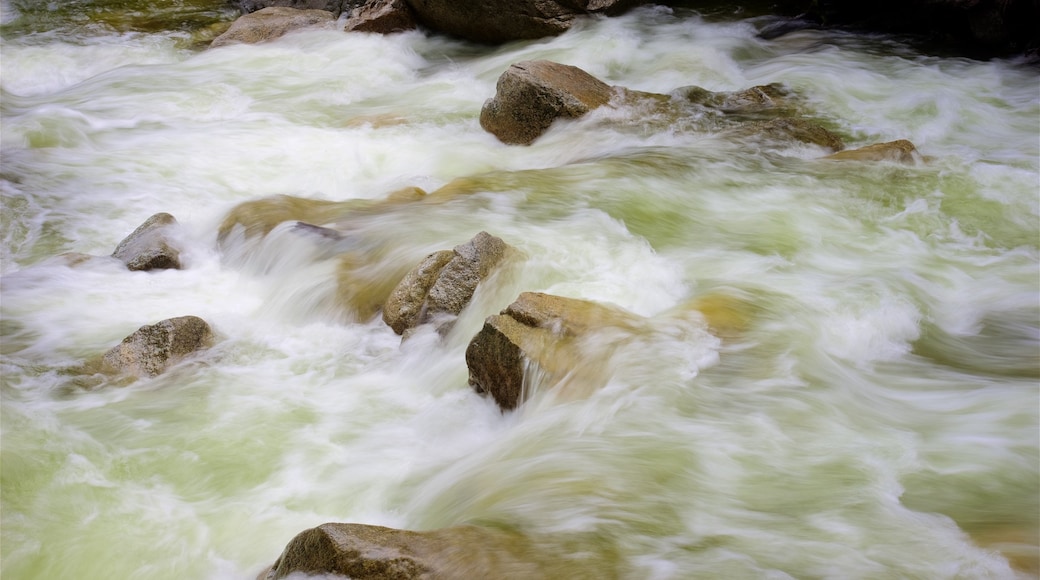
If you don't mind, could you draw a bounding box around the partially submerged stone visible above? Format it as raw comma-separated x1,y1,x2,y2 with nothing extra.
731,117,845,151
465,292,644,410
344,0,416,33
675,83,794,117
480,60,616,145
825,139,919,163
383,231,513,335
111,212,182,271
260,522,614,580
210,7,336,48
101,315,213,378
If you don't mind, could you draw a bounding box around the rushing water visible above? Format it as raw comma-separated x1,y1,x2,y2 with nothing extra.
2,2,1038,579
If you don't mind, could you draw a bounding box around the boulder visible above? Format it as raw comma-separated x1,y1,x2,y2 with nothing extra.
259,522,612,580
210,7,337,48
825,139,919,163
101,316,213,378
465,292,643,410
402,0,645,43
383,231,512,335
480,60,617,145
111,212,182,271
344,0,417,33
237,0,354,16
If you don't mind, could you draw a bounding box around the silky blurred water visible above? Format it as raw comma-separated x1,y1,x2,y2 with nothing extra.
1,3,1038,579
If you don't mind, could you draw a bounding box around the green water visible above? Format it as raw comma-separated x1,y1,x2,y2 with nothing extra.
1,1,1038,579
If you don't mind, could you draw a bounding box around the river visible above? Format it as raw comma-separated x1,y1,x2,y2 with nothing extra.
1,2,1038,579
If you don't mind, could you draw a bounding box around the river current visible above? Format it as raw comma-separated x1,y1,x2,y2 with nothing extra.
1,3,1038,579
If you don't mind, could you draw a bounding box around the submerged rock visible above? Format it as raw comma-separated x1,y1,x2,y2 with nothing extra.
344,0,417,33
260,522,614,580
383,231,513,335
101,316,213,378
729,117,845,151
111,212,182,271
480,60,617,145
825,139,919,163
210,7,336,47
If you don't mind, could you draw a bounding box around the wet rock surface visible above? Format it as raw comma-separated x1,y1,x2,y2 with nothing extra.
210,6,336,47
100,316,214,378
111,212,182,272
383,231,513,336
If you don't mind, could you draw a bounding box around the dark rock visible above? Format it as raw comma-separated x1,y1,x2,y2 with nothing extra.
402,0,645,43
383,231,512,335
238,0,354,16
480,60,617,145
210,7,336,48
344,0,417,33
101,316,213,378
111,212,182,271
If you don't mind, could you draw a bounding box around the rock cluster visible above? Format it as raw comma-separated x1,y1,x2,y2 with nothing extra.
222,0,1037,58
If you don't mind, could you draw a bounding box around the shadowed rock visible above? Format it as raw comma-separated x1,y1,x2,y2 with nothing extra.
344,0,417,33
101,316,213,378
111,212,182,271
402,0,645,43
210,7,336,47
259,522,617,580
826,139,919,163
383,231,513,335
480,60,616,145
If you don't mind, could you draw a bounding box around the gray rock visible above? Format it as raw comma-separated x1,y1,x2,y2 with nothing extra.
480,60,616,145
210,7,337,48
382,231,512,336
111,212,182,271
344,0,417,33
101,316,213,378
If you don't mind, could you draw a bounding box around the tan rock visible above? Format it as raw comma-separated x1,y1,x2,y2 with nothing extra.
210,7,336,48
479,60,616,145
262,522,615,580
383,232,513,335
825,139,919,163
465,292,643,410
